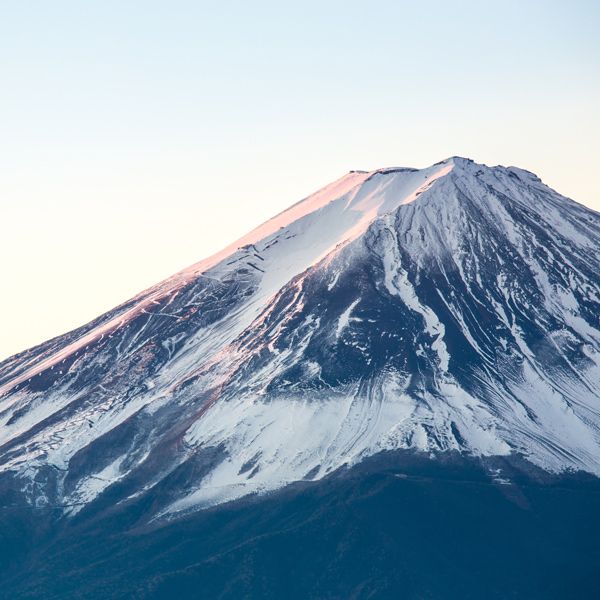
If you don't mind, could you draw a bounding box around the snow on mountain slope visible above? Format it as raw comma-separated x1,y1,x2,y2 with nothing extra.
1,156,599,518
0,163,448,399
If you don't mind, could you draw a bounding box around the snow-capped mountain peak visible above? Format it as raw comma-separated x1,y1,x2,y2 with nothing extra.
1,157,599,518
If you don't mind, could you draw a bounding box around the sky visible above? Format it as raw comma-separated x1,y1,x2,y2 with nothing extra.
1,0,599,360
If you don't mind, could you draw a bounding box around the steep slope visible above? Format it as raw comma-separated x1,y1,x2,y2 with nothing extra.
1,157,599,522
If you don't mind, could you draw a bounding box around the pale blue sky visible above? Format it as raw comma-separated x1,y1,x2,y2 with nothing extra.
1,1,599,359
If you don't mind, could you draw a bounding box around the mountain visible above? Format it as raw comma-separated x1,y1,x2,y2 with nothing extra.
1,156,600,599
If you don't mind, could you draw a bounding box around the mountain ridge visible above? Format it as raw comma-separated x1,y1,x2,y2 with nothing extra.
1,156,599,521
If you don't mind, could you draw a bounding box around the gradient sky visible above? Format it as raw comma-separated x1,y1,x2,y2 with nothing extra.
1,0,599,360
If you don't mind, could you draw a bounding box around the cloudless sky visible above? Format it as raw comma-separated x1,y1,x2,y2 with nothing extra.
1,0,599,359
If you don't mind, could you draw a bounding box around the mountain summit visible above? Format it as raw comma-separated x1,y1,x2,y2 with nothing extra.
1,157,600,520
